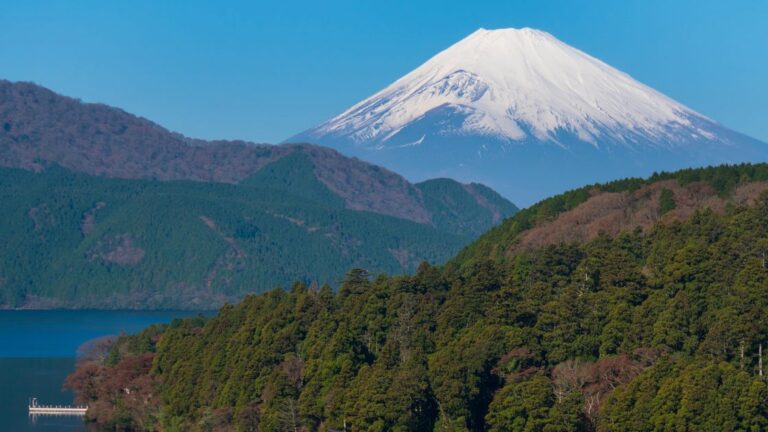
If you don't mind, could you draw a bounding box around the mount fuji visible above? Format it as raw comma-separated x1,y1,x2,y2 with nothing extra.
288,28,768,205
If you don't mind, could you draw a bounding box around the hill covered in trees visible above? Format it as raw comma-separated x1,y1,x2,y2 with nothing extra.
0,160,513,309
0,79,516,228
67,164,768,430
455,163,768,263
0,79,517,309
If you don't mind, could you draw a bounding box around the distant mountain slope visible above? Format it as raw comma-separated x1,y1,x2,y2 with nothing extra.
416,178,518,238
0,80,518,309
0,165,467,309
454,163,768,264
0,79,516,228
289,28,768,205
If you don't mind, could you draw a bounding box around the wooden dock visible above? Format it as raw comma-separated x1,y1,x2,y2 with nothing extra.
28,398,87,416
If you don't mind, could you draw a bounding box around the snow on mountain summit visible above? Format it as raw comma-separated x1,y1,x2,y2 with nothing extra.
288,28,768,205
312,27,709,148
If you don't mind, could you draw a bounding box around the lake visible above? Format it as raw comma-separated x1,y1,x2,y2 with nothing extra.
0,310,211,431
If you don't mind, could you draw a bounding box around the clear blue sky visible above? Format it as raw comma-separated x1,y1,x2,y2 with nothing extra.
1,0,766,143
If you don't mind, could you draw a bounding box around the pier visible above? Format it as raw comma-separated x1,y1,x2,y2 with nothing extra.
28,398,87,416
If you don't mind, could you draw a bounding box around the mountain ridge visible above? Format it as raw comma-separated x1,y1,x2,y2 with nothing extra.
0,79,516,229
454,163,768,265
0,79,518,308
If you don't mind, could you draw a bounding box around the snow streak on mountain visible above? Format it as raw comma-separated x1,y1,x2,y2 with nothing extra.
289,28,768,205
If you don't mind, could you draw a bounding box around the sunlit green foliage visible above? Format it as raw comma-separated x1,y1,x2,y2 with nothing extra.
68,164,768,430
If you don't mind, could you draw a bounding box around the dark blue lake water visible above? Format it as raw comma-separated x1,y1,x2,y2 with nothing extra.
0,310,210,431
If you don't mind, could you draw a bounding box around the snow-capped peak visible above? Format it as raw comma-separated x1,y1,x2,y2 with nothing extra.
310,27,712,148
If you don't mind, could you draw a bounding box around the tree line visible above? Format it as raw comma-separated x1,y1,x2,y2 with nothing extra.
67,180,768,430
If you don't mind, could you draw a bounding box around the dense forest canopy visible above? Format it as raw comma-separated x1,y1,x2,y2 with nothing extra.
0,158,515,308
67,164,768,431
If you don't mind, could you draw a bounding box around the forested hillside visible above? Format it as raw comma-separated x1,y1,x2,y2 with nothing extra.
0,80,516,226
455,163,768,263
0,160,511,309
67,164,768,430
0,80,518,308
